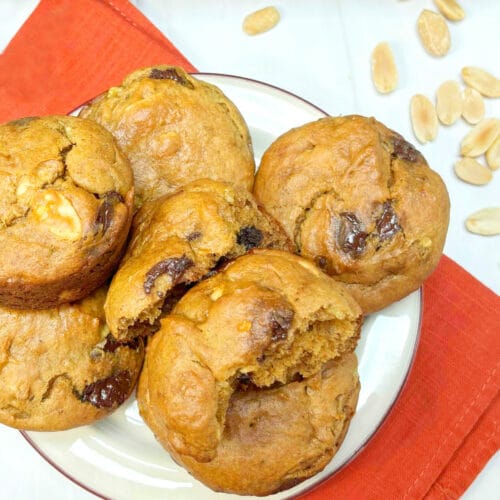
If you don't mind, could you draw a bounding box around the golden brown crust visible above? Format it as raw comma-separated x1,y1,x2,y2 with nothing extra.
0,115,134,309
104,179,292,340
140,351,359,496
0,287,144,431
79,66,255,205
137,249,362,471
254,115,450,313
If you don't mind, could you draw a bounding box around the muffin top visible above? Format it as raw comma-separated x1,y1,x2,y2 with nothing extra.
80,65,255,205
0,115,133,308
0,287,144,431
254,115,450,312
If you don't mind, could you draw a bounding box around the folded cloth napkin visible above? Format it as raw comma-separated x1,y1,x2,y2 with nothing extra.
0,1,498,498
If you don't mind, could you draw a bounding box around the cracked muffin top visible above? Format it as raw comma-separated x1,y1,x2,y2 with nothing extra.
137,249,362,464
104,179,292,341
0,287,144,431
254,115,450,313
0,115,134,309
79,65,255,205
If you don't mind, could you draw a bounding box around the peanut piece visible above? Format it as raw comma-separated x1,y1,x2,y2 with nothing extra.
465,207,500,236
436,80,462,125
417,10,451,57
243,6,280,36
433,0,465,21
410,94,439,144
371,42,398,94
486,135,500,171
454,158,492,185
460,118,500,157
461,67,500,98
462,87,485,125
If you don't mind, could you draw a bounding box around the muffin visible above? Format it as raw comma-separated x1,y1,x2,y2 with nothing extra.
79,65,255,205
104,179,292,340
0,115,134,309
141,352,359,496
137,249,362,473
254,115,450,313
0,287,144,431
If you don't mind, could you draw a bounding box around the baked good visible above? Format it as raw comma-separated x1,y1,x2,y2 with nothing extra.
137,249,362,492
254,115,450,313
79,65,255,205
142,352,359,496
104,179,292,340
0,287,144,431
0,115,134,309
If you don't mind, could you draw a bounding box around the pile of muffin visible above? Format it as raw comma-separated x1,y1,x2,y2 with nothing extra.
0,66,449,495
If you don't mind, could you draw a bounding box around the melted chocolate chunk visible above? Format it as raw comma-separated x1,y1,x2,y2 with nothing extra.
149,68,194,88
186,231,201,241
376,201,401,241
161,282,192,315
237,226,263,250
338,212,368,257
143,256,194,294
392,136,422,163
79,371,131,409
103,334,141,353
315,256,328,270
269,309,294,342
96,191,125,234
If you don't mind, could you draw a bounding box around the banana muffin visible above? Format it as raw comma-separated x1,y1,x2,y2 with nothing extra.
0,287,144,431
0,115,134,309
79,65,255,205
141,352,359,496
104,179,292,340
137,249,362,485
254,115,450,313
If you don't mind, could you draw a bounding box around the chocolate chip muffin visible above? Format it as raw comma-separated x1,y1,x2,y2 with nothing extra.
254,115,450,313
79,65,255,205
141,351,359,496
104,179,292,340
0,287,144,431
0,115,134,309
137,250,362,475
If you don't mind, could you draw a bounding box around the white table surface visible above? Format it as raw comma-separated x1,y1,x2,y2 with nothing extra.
0,1,498,498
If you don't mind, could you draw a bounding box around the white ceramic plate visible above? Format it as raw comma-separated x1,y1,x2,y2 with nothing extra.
23,74,422,499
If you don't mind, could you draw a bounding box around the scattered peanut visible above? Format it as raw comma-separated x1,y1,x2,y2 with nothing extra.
462,87,485,125
433,0,465,21
454,158,492,186
486,135,500,171
243,6,280,36
465,207,500,236
461,67,500,98
417,9,451,57
436,80,462,125
460,118,500,157
410,94,439,143
371,42,398,94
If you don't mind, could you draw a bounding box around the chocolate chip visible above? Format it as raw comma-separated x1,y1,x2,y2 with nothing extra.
315,256,328,270
237,226,263,250
79,371,131,409
392,135,422,163
103,334,141,353
143,256,194,294
95,191,125,234
338,212,368,257
149,68,194,88
161,282,192,314
269,309,294,342
186,231,201,241
376,201,401,241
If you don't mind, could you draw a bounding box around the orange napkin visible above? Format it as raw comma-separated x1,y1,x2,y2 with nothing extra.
1,1,498,499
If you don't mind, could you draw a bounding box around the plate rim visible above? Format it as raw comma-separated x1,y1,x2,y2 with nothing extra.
22,72,423,500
